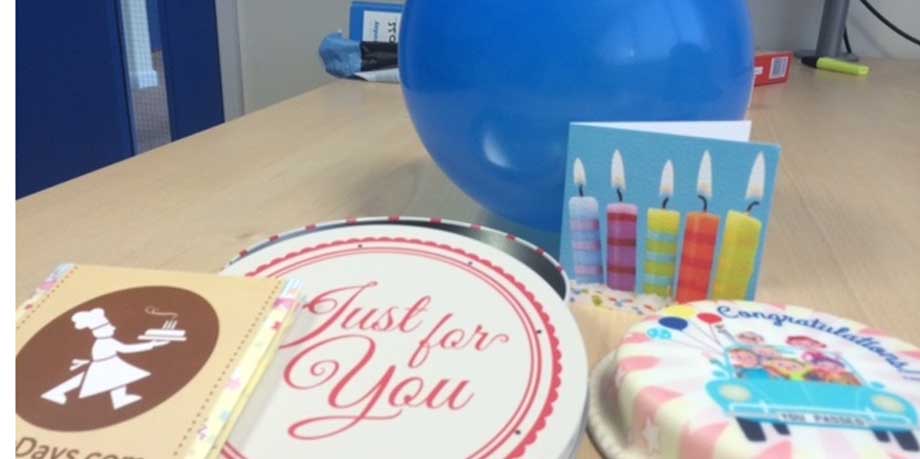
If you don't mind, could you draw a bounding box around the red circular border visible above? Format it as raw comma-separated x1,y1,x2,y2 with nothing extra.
235,236,563,458
267,245,540,457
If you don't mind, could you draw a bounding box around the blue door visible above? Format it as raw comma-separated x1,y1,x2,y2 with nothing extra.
16,0,224,198
16,1,135,197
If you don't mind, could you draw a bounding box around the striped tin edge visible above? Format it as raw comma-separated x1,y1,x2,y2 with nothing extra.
224,216,569,299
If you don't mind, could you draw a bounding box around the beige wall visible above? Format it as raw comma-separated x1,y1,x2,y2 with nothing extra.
748,0,920,59
235,0,403,114
225,1,918,115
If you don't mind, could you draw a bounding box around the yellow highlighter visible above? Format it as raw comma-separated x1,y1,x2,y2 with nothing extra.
801,57,870,76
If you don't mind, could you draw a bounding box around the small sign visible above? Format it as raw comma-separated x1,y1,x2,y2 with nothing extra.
349,2,403,42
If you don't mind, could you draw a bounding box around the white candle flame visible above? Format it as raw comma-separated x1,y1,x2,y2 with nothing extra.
659,160,674,199
745,153,766,201
611,150,626,191
697,151,712,199
573,158,587,187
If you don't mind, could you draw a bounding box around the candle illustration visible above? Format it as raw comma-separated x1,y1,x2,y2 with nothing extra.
713,153,765,299
676,152,721,303
606,150,638,291
643,161,680,298
568,158,604,284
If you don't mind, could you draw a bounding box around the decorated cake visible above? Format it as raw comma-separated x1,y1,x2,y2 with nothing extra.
589,301,920,458
221,217,588,458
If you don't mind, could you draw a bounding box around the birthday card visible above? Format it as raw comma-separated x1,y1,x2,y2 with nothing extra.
560,122,781,312
16,264,302,459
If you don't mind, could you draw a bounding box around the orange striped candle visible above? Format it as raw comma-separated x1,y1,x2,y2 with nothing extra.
677,212,719,302
677,152,719,302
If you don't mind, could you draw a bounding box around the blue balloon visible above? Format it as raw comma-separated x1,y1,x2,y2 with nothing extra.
400,0,754,230
659,317,689,332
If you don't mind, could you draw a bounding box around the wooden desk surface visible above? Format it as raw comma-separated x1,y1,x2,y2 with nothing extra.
17,59,920,458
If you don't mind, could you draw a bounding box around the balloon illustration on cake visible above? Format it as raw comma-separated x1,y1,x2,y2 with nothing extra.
588,301,920,458
41,306,183,410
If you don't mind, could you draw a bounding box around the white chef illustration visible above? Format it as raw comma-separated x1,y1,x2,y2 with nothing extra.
41,307,183,410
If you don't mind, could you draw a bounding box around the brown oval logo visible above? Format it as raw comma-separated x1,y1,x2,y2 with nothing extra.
17,286,219,431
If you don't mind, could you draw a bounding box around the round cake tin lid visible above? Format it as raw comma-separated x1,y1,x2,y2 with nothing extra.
222,216,588,459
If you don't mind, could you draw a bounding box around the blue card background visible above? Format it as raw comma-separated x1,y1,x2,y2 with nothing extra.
560,124,782,300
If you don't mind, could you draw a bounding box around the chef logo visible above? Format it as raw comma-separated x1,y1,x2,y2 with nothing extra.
17,286,219,431
41,306,186,410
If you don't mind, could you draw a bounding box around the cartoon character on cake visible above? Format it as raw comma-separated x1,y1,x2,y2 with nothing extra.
706,329,920,452
728,348,771,379
41,307,185,410
736,331,765,345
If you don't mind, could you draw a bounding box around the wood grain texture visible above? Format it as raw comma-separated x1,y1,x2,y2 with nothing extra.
17,59,920,458
571,304,643,459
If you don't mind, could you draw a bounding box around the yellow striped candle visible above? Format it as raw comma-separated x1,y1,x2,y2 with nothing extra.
644,208,680,297
712,210,762,298
713,153,766,299
643,161,680,298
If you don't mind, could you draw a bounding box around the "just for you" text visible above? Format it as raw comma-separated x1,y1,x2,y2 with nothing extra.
280,281,511,440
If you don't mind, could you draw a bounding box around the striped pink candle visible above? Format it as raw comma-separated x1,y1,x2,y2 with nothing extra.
606,151,638,291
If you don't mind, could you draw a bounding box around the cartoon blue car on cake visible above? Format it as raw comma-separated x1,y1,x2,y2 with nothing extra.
706,343,919,452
